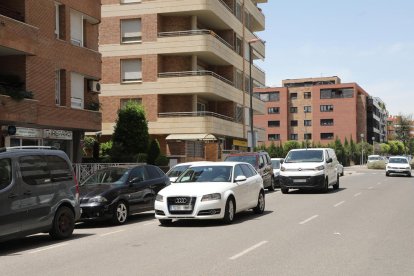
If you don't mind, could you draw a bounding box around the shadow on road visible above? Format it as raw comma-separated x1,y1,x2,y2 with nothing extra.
0,233,93,256
285,187,346,195
76,212,155,229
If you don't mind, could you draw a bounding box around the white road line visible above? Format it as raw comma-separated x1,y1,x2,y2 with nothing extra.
377,182,382,185
28,243,68,254
354,192,362,197
368,186,374,189
334,201,345,207
229,241,268,260
299,215,319,225
144,221,157,226
100,229,125,237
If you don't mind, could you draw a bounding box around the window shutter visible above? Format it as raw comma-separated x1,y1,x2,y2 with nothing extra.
121,59,142,82
121,19,142,42
70,11,83,46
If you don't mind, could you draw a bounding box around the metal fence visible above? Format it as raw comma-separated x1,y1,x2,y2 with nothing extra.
72,163,143,183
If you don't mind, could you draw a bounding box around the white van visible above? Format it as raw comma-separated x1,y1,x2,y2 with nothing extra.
279,148,339,194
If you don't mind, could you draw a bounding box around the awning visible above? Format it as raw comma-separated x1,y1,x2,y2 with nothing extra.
166,133,217,141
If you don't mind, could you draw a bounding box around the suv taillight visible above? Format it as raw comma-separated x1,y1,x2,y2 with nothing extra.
73,172,80,200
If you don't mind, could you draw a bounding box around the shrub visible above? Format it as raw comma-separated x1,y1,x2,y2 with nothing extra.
100,141,113,156
147,139,161,165
155,154,169,166
136,153,148,163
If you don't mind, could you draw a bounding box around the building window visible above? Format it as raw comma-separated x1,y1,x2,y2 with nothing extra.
259,92,279,102
290,134,298,140
197,102,206,113
321,133,334,140
304,120,312,126
121,59,142,82
290,93,297,100
268,107,280,114
71,72,84,109
54,3,60,38
304,106,312,113
268,121,280,127
235,1,242,22
235,35,243,56
70,11,83,46
320,119,334,126
244,41,250,61
304,92,311,99
55,70,61,105
290,120,298,127
121,19,142,43
268,134,280,141
235,70,243,90
304,133,312,140
235,105,243,123
290,107,298,113
320,105,334,112
320,88,354,99
120,98,142,109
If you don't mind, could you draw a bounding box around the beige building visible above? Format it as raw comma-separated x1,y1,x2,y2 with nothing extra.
99,0,267,162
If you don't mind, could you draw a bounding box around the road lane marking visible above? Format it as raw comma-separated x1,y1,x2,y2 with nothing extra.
299,215,319,225
229,241,268,260
28,243,68,254
354,192,362,197
377,182,382,185
334,201,345,207
368,186,374,189
100,230,125,237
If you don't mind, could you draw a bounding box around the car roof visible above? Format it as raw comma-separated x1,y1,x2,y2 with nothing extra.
289,148,325,152
226,152,266,156
189,161,250,167
173,161,212,167
389,156,408,159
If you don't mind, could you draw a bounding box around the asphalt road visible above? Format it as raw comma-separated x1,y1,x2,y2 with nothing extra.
1,168,413,276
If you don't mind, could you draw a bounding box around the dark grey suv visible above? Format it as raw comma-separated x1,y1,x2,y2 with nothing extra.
0,147,80,242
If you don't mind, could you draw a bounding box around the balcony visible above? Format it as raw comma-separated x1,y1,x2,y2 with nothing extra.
150,111,245,137
0,94,38,124
158,70,233,86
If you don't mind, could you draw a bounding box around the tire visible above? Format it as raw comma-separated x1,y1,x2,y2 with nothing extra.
281,187,289,194
112,201,128,225
222,197,235,224
386,172,390,177
268,177,275,191
159,219,173,226
253,191,265,214
49,206,75,240
333,175,340,190
407,172,412,177
322,177,329,193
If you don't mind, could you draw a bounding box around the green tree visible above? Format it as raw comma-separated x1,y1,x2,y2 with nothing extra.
283,141,300,156
333,137,345,165
349,136,357,165
343,137,350,166
111,101,149,162
147,139,161,165
395,114,412,154
267,141,277,158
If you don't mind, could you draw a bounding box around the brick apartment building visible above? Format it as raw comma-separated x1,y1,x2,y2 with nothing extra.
254,76,386,146
99,0,267,163
0,0,102,161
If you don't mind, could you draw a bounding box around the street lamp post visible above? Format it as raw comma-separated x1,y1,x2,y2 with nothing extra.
248,38,261,152
360,133,365,165
372,136,375,155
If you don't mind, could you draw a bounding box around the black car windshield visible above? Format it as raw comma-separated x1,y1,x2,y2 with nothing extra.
225,156,256,167
272,160,281,169
176,166,233,183
82,168,130,186
388,158,408,164
167,165,190,178
285,150,324,163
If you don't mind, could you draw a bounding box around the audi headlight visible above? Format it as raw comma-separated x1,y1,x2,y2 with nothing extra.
156,194,164,202
89,196,107,203
315,165,325,171
201,193,221,201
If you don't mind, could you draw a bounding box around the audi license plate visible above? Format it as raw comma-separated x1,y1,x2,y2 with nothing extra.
293,179,307,183
170,205,192,211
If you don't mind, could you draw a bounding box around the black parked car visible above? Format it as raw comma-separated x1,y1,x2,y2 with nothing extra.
79,165,170,225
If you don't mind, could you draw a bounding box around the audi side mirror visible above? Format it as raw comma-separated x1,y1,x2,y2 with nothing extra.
235,175,247,182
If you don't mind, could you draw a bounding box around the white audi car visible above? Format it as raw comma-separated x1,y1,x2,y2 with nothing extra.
154,162,265,225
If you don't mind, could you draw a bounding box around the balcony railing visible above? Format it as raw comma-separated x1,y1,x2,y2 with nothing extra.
158,70,233,86
158,111,234,122
158,29,234,50
218,0,233,13
0,5,24,22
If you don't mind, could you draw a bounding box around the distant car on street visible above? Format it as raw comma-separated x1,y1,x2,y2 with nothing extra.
271,158,284,186
80,165,170,225
337,163,344,177
386,156,412,177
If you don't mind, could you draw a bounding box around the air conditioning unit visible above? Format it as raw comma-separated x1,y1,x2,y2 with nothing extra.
88,80,101,93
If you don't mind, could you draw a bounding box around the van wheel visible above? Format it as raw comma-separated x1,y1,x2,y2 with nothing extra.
223,197,235,224
253,191,265,214
322,178,329,193
333,175,340,190
50,206,75,240
281,188,289,194
268,177,275,191
386,172,390,177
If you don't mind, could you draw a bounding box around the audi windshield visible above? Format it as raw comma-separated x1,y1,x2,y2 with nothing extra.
176,166,233,183
285,150,324,163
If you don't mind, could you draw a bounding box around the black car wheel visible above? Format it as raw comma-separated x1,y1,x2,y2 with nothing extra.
333,175,340,190
322,177,329,193
253,191,265,214
112,201,128,225
50,206,75,240
281,187,289,194
268,177,275,191
223,197,235,224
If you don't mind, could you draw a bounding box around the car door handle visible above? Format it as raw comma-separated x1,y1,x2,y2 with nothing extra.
23,191,32,196
8,193,18,199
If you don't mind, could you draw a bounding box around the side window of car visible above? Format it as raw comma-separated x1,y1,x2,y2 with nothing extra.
234,165,244,179
130,166,148,182
45,155,72,181
259,155,266,167
240,164,254,178
146,165,162,179
0,158,12,191
19,155,51,185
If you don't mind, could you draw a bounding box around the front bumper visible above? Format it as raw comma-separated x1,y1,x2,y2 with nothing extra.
386,168,411,175
155,196,225,220
280,174,325,190
80,203,114,221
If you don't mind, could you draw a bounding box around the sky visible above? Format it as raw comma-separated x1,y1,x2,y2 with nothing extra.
256,0,414,116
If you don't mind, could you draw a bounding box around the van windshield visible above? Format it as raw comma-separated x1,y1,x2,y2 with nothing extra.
285,150,324,163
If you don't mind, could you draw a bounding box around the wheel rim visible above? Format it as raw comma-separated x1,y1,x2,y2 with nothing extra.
58,212,72,235
228,200,234,221
258,193,265,211
117,203,127,223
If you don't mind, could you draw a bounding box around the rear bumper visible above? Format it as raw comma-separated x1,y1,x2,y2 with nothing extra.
280,174,325,190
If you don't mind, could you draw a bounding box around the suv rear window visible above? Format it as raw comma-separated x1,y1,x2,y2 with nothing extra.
0,158,12,190
225,155,257,167
285,150,324,163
